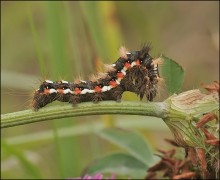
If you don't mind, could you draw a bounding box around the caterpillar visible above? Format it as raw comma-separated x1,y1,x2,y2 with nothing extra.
32,45,162,111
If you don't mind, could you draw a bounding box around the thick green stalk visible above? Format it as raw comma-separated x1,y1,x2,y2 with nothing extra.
1,101,168,129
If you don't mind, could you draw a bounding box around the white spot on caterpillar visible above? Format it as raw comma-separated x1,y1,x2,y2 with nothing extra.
61,80,68,84
131,62,136,67
45,80,53,84
126,52,131,55
107,86,112,90
49,89,57,94
121,69,126,75
123,66,127,71
81,89,89,94
101,86,108,92
153,65,158,72
80,80,87,83
87,89,95,93
63,89,71,94
116,79,120,84
112,64,116,67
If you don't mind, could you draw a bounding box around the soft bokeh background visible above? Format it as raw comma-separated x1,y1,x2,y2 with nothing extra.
1,1,219,179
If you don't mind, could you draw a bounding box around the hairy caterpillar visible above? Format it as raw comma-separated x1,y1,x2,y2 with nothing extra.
32,45,162,111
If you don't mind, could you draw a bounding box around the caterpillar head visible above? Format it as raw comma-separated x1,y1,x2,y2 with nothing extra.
138,45,153,69
126,45,153,67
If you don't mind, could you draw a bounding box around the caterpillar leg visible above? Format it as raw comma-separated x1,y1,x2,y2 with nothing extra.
69,95,81,106
114,91,123,102
105,86,124,102
92,93,104,103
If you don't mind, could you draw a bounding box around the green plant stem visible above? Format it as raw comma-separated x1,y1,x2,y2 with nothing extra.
1,101,168,129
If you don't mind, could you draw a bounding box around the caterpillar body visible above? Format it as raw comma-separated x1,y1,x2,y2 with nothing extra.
32,45,162,111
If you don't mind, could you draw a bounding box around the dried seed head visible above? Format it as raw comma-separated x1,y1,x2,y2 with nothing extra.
197,148,208,178
196,113,217,128
201,81,219,94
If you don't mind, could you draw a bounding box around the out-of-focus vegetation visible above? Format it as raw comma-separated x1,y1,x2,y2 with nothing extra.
1,1,219,179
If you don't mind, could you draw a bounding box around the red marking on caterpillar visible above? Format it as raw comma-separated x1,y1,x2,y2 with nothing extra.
109,80,117,87
32,45,163,111
74,88,81,95
94,86,102,93
117,72,125,79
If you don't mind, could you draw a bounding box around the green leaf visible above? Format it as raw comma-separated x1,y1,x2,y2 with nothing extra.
96,128,159,166
160,55,184,95
85,152,148,178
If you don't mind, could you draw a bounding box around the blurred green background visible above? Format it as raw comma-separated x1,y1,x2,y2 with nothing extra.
1,1,219,179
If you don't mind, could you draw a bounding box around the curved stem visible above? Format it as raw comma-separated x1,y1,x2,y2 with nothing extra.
1,101,168,129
